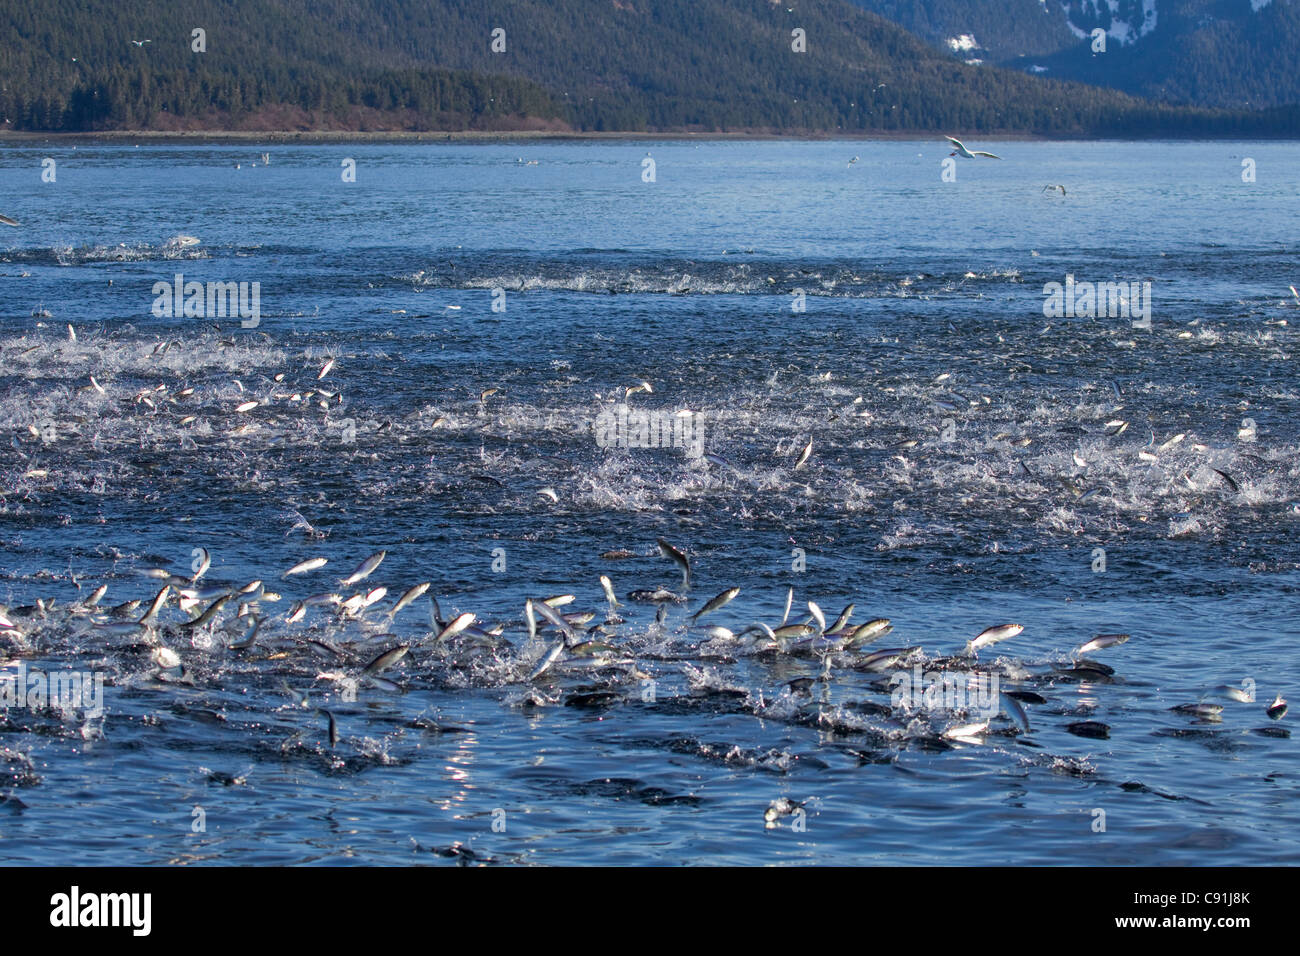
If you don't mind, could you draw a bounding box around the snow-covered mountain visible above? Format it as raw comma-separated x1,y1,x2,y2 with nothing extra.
848,0,1300,107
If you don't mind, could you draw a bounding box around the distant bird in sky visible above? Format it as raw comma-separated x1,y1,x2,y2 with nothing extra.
0,213,19,227
131,40,151,47
945,135,1002,159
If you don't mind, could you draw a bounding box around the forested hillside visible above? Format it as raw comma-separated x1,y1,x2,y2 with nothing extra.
1,0,1294,133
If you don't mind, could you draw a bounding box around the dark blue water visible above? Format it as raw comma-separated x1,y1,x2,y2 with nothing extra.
1,139,1298,864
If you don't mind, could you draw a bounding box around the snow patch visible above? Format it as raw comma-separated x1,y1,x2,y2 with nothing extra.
1063,0,1159,46
946,34,981,52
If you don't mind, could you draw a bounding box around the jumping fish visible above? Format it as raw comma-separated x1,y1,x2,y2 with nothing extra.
531,600,578,643
229,615,262,649
1076,633,1129,655
283,557,327,577
794,439,813,471
827,603,855,635
435,612,476,643
1267,695,1288,720
389,582,431,617
944,720,989,741
1211,468,1238,493
691,587,739,622
600,575,621,614
137,585,170,626
859,647,919,671
528,638,565,681
80,584,109,609
772,623,815,639
340,551,386,587
657,538,690,588
363,644,409,675
847,619,892,646
183,593,231,629
1172,702,1223,718
966,623,1023,657
1001,693,1030,734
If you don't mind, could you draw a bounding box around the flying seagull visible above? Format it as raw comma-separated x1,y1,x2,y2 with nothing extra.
1043,184,1066,196
0,213,18,227
945,136,1002,160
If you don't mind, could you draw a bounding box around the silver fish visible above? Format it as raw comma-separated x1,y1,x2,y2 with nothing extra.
794,439,813,470
691,587,740,622
527,639,565,681
531,600,578,644
599,575,620,611
183,593,231,629
229,615,262,649
657,538,690,589
966,623,1023,656
1076,633,1129,655
283,556,328,577
435,612,476,643
773,623,815,639
80,584,109,609
847,619,892,646
1206,684,1252,704
340,550,386,587
827,603,855,635
1001,692,1030,734
944,720,989,740
389,582,431,617
137,585,170,626
859,646,918,671
1172,702,1224,718
363,644,410,675
696,625,736,641
93,621,146,637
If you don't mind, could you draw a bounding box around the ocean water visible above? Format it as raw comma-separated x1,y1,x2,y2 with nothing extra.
0,139,1298,865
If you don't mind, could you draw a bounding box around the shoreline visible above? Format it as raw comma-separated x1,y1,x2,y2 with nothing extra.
3,129,1298,145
